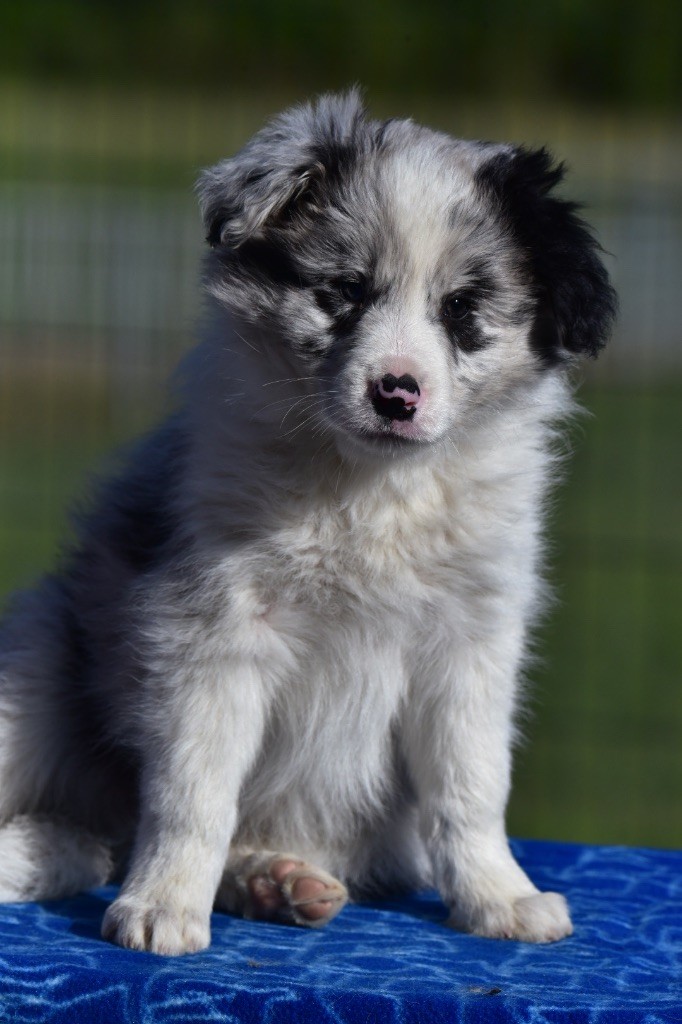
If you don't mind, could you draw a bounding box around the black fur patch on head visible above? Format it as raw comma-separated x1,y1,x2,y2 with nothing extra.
440,294,489,354
438,260,501,354
475,147,617,362
216,236,311,293
314,269,384,339
462,258,499,300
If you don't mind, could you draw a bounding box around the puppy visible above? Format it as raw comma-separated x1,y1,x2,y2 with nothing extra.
0,92,615,954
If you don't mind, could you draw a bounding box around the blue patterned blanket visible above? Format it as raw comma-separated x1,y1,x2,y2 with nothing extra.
0,839,680,1023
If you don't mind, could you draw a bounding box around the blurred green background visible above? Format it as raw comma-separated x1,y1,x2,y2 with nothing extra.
0,1,680,849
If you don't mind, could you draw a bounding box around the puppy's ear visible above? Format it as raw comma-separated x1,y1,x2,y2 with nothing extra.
197,89,368,248
476,147,617,359
197,158,322,250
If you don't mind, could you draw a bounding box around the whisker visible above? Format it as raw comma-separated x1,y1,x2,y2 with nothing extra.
249,393,322,424
232,328,262,355
255,394,320,415
261,376,321,388
279,399,329,439
280,395,326,430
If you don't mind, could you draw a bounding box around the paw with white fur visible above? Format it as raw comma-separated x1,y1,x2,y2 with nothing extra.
101,894,211,955
448,890,573,943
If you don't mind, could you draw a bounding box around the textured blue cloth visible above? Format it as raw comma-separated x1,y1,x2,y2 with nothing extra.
0,839,680,1023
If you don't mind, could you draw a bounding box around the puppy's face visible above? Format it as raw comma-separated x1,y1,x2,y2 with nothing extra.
199,93,615,458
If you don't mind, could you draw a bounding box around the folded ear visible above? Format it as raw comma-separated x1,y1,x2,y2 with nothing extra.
197,89,369,248
476,146,617,359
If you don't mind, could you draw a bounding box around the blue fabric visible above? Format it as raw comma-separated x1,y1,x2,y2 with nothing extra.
0,839,680,1023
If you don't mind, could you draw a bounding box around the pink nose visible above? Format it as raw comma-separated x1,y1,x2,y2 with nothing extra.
371,373,422,421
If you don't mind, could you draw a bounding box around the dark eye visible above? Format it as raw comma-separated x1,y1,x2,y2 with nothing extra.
442,293,473,321
338,278,367,305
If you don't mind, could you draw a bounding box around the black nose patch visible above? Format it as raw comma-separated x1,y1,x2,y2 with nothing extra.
380,374,420,396
371,374,422,421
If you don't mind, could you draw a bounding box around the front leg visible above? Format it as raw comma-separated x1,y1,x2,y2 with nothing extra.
402,629,572,943
102,658,266,955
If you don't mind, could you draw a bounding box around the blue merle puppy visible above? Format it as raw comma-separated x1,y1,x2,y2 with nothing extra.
0,92,615,953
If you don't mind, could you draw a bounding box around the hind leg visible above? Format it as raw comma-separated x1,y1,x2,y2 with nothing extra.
0,586,75,824
0,817,112,901
0,583,118,901
216,848,349,927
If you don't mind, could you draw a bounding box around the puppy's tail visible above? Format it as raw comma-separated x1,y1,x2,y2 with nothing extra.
0,816,113,901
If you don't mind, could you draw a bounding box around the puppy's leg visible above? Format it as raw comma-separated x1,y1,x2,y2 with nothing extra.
216,848,348,927
102,661,267,955
0,584,117,901
0,817,112,901
402,637,573,944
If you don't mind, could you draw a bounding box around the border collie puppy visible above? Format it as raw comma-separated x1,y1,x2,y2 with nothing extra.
0,92,615,954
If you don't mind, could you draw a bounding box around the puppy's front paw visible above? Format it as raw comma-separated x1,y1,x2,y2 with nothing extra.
102,895,211,955
510,891,573,943
449,891,573,944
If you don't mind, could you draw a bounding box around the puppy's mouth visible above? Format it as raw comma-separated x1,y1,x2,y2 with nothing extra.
332,417,437,458
329,432,422,465
356,429,428,449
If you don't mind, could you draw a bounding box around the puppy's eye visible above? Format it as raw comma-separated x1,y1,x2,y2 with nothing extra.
442,293,473,321
338,278,367,305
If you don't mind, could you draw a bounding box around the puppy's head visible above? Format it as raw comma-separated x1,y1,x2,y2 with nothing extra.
197,91,616,458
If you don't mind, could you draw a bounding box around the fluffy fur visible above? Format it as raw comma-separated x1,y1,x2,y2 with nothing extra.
0,92,615,954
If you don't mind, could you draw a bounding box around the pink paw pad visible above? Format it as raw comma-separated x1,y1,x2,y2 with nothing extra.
247,857,348,927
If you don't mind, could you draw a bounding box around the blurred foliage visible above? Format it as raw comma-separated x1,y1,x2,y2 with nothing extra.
0,0,680,108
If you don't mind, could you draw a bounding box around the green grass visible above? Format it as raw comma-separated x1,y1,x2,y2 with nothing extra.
0,372,680,849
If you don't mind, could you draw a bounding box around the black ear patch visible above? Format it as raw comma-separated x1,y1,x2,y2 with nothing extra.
476,147,617,360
